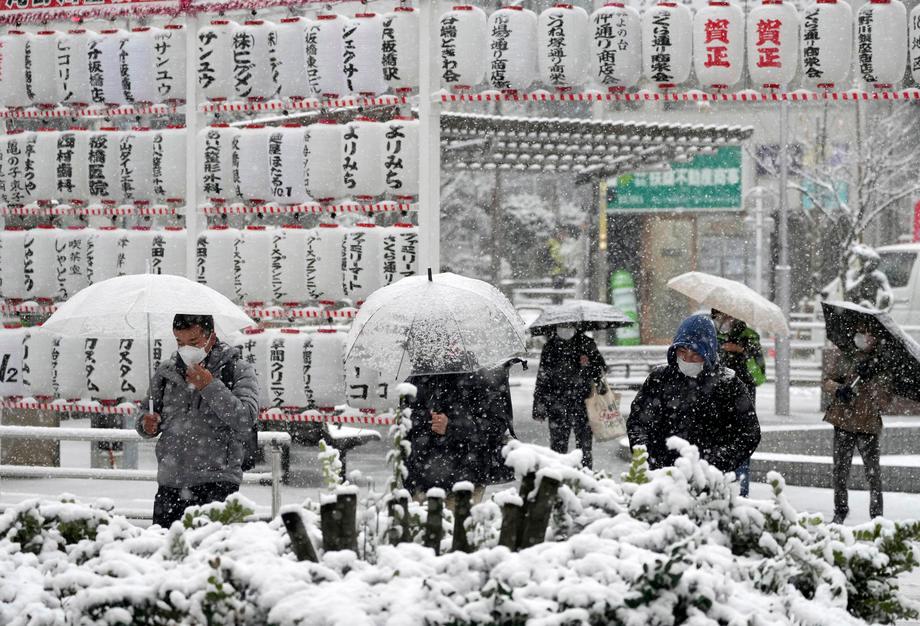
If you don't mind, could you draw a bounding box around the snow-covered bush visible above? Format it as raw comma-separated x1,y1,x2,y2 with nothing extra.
1,439,918,625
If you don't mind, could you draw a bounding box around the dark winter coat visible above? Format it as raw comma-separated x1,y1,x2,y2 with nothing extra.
405,370,513,493
822,344,893,435
532,332,607,423
717,321,766,397
627,315,761,473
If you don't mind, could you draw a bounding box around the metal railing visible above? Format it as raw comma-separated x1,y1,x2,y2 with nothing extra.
0,426,291,519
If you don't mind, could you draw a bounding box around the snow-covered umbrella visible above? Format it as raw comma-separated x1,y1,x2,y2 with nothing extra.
667,271,789,336
528,299,633,336
344,271,527,381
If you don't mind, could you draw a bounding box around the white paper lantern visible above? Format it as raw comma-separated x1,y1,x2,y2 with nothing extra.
268,125,310,205
236,326,272,408
747,0,799,89
235,20,279,101
343,13,388,97
0,228,27,299
84,30,108,106
910,4,920,85
488,6,539,92
342,223,384,304
124,27,158,104
116,335,150,402
117,129,156,204
342,118,386,200
800,0,852,89
154,25,186,102
440,4,488,91
237,225,274,306
3,132,31,206
0,323,27,398
195,225,240,299
383,7,419,93
85,227,123,285
197,20,238,102
856,0,907,88
98,29,130,105
152,126,186,203
384,117,419,199
538,4,590,90
383,223,419,285
57,128,91,205
18,132,39,206
27,31,60,106
271,225,312,305
151,227,186,276
310,328,346,409
198,124,238,202
0,31,30,108
308,13,350,98
693,1,744,89
87,128,123,205
236,125,272,203
53,335,84,399
23,225,59,301
590,4,642,91
119,226,155,276
267,328,311,409
642,2,693,87
345,360,380,410
307,223,345,303
22,326,57,398
56,226,89,300
30,129,60,204
276,17,313,100
306,121,344,202
56,29,94,106
83,335,121,401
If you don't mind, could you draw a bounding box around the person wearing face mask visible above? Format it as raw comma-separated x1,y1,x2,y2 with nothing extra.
627,314,761,478
822,326,892,524
135,314,261,528
532,324,607,468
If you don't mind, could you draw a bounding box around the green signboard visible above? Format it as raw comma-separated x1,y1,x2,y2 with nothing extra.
606,146,743,213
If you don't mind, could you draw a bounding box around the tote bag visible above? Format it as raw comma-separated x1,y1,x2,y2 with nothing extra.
586,380,627,441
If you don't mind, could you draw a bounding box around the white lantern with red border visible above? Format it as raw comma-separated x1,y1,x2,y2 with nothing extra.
118,226,155,276
440,4,488,91
310,328,346,409
154,25,186,102
272,225,312,305
24,225,60,301
30,129,60,205
590,3,642,92
642,2,693,88
22,325,57,399
0,322,27,398
383,7,419,94
856,0,908,89
27,31,59,106
343,118,386,201
56,225,89,299
57,128,91,206
118,129,156,205
124,27,158,105
150,226,186,277
267,328,310,409
0,31,30,108
276,17,312,100
268,125,309,205
198,124,238,203
197,20,238,102
538,4,590,91
693,1,744,90
98,29,131,105
85,227,123,285
307,223,346,303
342,223,384,304
196,225,240,299
344,13,388,97
236,125,272,204
83,335,121,401
384,117,419,199
911,4,920,85
153,126,186,204
235,20,279,101
0,227,27,300
747,0,799,90
237,225,275,306
383,223,419,285
56,29,94,106
800,0,852,90
115,335,150,402
306,121,344,203
488,6,539,92
309,14,349,98
88,128,123,206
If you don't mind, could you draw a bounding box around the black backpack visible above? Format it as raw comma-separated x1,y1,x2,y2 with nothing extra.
218,357,261,471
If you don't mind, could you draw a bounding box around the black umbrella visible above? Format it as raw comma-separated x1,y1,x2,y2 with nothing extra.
821,300,920,402
529,299,633,336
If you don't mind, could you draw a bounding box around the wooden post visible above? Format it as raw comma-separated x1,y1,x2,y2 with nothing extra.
498,502,524,550
397,493,412,544
424,493,445,555
386,498,404,546
337,493,358,553
518,476,561,550
451,489,473,553
320,499,341,551
515,472,537,548
280,511,318,562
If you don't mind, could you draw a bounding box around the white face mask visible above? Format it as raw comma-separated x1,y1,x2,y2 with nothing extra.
719,320,733,334
853,333,871,351
677,357,704,378
556,327,576,341
178,345,208,366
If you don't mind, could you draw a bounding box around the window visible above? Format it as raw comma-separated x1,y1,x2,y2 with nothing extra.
878,251,917,288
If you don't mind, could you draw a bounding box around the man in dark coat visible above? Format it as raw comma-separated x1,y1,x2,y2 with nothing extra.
532,325,607,469
627,314,761,476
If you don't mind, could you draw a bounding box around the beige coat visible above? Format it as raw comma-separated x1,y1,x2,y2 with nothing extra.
822,345,892,435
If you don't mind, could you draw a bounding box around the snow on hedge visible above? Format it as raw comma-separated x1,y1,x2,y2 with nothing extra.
1,439,919,625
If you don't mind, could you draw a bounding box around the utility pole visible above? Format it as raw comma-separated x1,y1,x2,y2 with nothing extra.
775,101,791,416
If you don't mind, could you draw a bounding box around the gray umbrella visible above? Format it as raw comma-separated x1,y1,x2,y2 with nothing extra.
529,299,633,336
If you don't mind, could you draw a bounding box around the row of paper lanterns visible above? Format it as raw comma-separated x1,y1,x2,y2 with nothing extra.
437,2,920,92
198,118,418,205
0,26,185,109
0,324,393,411
0,128,186,208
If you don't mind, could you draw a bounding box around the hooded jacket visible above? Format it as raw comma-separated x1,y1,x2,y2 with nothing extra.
627,315,761,472
135,341,261,488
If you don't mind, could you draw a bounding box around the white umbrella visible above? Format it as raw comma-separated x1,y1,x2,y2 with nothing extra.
667,271,789,336
345,272,527,381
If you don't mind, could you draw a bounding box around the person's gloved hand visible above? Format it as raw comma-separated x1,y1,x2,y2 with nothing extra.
533,404,547,422
835,385,854,403
855,359,875,381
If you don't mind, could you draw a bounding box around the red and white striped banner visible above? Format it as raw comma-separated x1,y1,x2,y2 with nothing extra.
0,104,181,120
259,411,395,426
200,94,410,115
244,306,358,320
201,202,416,215
0,302,58,315
440,89,920,104
0,205,177,217
1,399,136,415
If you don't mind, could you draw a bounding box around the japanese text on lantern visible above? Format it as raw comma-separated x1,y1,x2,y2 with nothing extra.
857,10,873,80
704,18,730,68
546,12,567,85
490,14,511,88
593,12,630,85
650,12,672,82
440,14,460,84
802,9,821,78
755,18,782,67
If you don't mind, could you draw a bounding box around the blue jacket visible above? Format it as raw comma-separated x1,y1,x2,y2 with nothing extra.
667,314,720,370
